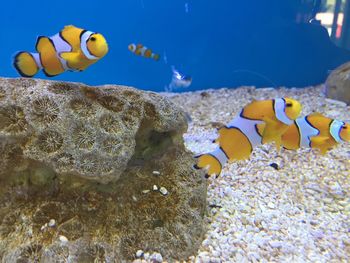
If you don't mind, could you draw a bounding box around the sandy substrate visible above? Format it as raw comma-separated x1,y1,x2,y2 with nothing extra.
165,85,350,262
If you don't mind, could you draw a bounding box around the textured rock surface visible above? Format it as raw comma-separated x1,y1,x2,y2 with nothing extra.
325,61,350,104
0,77,206,262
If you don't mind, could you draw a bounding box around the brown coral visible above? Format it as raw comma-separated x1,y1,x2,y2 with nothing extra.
0,78,206,262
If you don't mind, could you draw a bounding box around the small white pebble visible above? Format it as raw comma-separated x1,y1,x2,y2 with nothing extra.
142,190,150,194
40,223,48,231
143,252,150,260
59,235,68,244
159,187,168,196
270,240,283,248
153,185,158,191
150,252,163,262
267,202,275,209
152,171,161,175
135,249,144,258
48,219,56,227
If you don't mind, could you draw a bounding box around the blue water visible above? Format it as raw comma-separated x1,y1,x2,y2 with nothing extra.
1,0,350,91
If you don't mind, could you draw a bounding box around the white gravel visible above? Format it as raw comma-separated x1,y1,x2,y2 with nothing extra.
135,85,350,262
170,85,350,262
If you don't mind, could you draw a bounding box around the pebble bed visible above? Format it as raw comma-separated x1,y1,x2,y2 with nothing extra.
135,85,350,262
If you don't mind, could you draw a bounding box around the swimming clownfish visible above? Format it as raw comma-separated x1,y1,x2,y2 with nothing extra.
128,43,160,61
279,113,350,154
13,25,108,77
194,98,302,178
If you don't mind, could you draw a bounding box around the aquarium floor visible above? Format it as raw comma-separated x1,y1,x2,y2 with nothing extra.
162,85,350,262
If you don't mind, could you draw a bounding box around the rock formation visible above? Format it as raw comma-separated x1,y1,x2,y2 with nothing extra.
325,62,350,104
0,77,206,262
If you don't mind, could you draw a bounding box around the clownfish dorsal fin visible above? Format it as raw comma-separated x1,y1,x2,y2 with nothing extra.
35,36,51,53
63,25,76,30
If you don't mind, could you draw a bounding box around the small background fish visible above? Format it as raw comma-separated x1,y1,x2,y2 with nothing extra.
128,43,160,61
165,66,192,92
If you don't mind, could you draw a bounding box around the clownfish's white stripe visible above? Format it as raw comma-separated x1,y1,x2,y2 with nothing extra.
210,147,228,168
227,113,263,148
274,98,293,125
50,33,71,70
139,46,147,56
80,31,99,60
330,120,344,143
31,53,42,69
295,117,319,147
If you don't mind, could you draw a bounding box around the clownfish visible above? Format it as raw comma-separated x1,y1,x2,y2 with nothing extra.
13,25,108,77
194,98,302,178
280,113,350,154
128,43,160,61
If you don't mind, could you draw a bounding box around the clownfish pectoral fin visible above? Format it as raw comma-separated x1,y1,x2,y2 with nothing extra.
310,136,332,155
59,52,81,70
13,52,39,77
310,136,329,145
310,136,330,154
194,154,222,178
261,117,287,150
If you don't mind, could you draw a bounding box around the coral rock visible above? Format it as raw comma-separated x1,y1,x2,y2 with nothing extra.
0,77,206,262
325,62,350,104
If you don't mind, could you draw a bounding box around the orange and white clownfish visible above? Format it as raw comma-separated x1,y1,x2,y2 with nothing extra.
194,98,302,178
13,25,108,77
280,113,350,154
128,43,160,61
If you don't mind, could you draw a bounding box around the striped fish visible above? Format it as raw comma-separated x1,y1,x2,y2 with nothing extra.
128,43,160,61
13,25,108,77
281,113,350,154
194,98,302,178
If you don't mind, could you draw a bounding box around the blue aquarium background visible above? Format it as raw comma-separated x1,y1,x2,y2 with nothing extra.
1,0,350,91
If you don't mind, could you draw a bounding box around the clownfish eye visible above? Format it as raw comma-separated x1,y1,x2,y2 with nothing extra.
90,36,96,41
286,102,293,107
343,125,347,129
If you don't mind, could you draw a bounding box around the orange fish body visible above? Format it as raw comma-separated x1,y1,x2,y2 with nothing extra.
282,113,350,154
13,25,108,77
128,43,160,61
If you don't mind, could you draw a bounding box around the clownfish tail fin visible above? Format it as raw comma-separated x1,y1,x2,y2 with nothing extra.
13,51,40,77
194,147,228,178
152,53,160,61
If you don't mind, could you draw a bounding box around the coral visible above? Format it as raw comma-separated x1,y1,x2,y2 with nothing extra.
31,97,60,125
0,77,206,262
0,105,27,135
97,95,126,112
37,130,63,153
69,98,95,118
71,124,96,149
16,243,43,262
